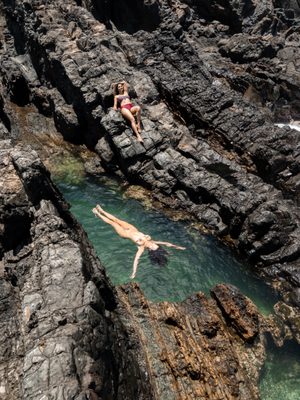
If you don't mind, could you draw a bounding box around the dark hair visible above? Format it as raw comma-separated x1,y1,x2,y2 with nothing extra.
148,247,169,267
113,82,124,96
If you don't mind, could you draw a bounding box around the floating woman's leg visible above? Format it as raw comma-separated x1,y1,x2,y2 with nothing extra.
131,106,141,133
93,208,117,226
121,107,143,142
95,205,137,231
96,205,119,223
93,207,132,238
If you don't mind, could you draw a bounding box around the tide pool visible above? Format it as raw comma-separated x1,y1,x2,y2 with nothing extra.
53,166,300,400
55,175,277,313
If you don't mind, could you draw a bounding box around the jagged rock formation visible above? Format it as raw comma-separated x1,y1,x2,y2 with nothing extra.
117,283,267,400
0,0,300,398
0,143,156,399
1,143,275,399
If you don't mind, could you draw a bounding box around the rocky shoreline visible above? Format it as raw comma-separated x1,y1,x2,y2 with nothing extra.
0,0,300,399
1,141,277,399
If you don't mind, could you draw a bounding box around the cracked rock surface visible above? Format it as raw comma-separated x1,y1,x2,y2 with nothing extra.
0,143,278,399
0,0,300,398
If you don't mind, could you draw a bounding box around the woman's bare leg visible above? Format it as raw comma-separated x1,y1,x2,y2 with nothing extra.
95,205,119,223
131,106,141,133
93,208,116,226
121,108,143,142
95,205,137,231
93,207,132,238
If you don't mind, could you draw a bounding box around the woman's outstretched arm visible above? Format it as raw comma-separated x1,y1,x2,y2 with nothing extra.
130,246,145,279
154,241,186,250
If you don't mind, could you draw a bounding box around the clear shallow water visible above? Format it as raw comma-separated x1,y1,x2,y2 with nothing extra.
53,169,300,400
259,340,300,400
55,175,277,314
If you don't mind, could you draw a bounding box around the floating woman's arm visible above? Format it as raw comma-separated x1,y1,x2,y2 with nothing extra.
154,241,186,250
130,246,145,279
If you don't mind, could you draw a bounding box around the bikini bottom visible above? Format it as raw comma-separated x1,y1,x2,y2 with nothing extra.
121,103,133,111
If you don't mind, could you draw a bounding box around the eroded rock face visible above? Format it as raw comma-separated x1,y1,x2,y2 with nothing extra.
0,143,156,399
117,283,267,400
1,0,299,277
0,0,300,398
0,143,273,399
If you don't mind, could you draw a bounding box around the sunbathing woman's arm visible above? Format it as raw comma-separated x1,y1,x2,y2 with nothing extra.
130,246,145,279
113,95,118,111
154,241,186,250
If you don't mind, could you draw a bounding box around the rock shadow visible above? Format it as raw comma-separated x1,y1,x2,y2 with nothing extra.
81,0,161,34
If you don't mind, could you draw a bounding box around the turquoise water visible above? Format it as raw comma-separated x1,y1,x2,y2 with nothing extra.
259,340,300,400
54,171,300,400
55,175,277,313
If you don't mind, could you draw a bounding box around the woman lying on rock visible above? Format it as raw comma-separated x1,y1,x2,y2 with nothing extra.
113,80,143,142
92,205,185,279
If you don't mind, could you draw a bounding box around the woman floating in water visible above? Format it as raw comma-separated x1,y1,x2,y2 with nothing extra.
113,80,143,142
92,205,185,279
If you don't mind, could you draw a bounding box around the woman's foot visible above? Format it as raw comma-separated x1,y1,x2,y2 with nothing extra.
137,134,143,143
96,204,104,213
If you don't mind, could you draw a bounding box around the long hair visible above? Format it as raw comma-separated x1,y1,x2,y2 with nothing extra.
112,82,123,96
148,247,169,267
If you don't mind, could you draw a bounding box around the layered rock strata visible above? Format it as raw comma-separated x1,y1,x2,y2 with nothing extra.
0,142,155,399
1,0,299,331
117,282,273,400
0,143,272,399
0,0,300,398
